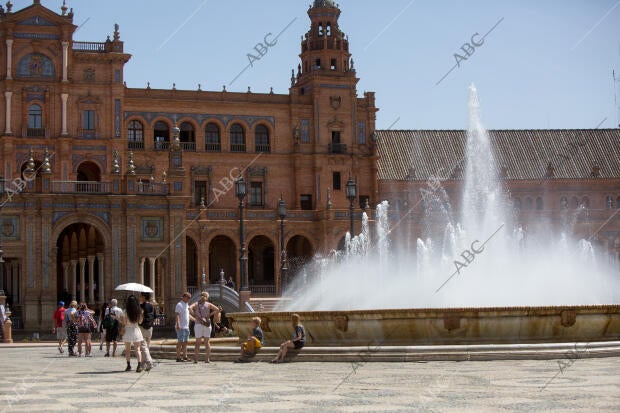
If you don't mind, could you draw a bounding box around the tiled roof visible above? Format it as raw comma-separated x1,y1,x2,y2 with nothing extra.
375,129,620,181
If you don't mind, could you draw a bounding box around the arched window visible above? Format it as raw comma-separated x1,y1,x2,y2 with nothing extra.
560,196,568,209
127,120,144,149
154,121,169,150
230,123,245,152
570,196,579,209
255,125,270,153
525,197,533,210
536,197,543,210
513,198,521,209
326,22,332,37
205,123,221,152
581,196,590,208
318,23,324,37
179,122,195,151
28,104,42,128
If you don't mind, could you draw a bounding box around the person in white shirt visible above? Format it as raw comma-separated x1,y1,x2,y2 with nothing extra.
175,292,191,362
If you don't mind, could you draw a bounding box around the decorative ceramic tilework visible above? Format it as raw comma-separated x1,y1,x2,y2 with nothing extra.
0,215,20,240
17,53,55,78
141,217,164,241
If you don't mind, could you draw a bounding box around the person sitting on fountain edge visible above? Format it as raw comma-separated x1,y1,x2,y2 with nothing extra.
271,314,305,363
237,317,263,362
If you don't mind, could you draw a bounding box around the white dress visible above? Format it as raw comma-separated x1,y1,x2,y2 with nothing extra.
122,312,144,343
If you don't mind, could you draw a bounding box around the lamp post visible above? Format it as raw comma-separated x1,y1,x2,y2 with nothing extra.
277,197,288,293
235,177,248,295
0,178,4,297
345,176,357,237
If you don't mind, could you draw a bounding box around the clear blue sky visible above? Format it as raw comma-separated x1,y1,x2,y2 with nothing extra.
43,0,620,130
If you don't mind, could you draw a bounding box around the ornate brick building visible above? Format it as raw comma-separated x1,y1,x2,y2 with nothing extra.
0,0,378,328
0,1,618,330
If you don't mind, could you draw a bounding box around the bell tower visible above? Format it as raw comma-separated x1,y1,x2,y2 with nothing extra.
292,0,357,91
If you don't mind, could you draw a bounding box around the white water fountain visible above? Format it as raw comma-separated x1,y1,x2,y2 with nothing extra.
278,84,620,311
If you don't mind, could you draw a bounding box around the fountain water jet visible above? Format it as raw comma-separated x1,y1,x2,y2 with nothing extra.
230,85,620,347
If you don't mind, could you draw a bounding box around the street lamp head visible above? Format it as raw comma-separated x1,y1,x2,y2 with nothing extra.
277,197,287,219
235,176,246,200
346,176,357,202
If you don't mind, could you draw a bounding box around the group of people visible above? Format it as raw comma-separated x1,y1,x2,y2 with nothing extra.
52,293,156,372
52,290,307,370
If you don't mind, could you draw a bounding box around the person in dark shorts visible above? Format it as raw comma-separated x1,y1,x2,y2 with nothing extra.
103,299,122,357
271,313,305,363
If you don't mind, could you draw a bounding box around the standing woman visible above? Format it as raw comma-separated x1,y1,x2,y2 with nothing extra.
271,313,305,363
64,301,78,357
189,292,220,363
76,303,96,357
121,295,145,372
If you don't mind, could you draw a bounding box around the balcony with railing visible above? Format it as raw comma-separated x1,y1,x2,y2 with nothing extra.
52,181,111,194
205,143,221,152
255,144,271,153
128,141,145,150
154,141,170,151
181,142,196,151
78,128,99,139
329,143,348,154
135,182,169,195
231,143,246,153
72,41,107,53
25,128,47,137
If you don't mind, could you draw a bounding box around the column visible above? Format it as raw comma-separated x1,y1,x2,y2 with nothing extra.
5,262,11,294
88,256,95,304
4,91,12,135
61,41,69,82
62,262,69,290
148,257,156,301
6,39,13,80
97,253,104,302
79,257,86,303
60,93,68,135
139,257,145,284
70,260,77,300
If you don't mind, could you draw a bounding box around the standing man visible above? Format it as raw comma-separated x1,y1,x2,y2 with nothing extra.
104,299,123,357
52,301,67,354
139,292,155,369
189,292,220,363
64,301,78,357
175,292,191,362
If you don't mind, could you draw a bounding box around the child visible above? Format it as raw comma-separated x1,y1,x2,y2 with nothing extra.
237,317,263,362
271,313,305,363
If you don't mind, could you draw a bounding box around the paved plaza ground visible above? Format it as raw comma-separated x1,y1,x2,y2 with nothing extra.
0,346,619,412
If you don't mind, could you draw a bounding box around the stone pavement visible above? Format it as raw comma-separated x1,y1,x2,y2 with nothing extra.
0,346,619,412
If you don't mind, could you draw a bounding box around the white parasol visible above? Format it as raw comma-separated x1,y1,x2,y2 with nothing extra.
114,283,154,293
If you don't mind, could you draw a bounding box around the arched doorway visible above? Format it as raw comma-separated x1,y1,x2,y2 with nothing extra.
286,235,314,283
186,236,198,292
209,236,237,286
248,235,275,294
57,223,105,305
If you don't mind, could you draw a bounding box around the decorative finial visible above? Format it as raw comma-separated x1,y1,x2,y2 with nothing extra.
68,7,73,18
222,85,227,92
41,148,52,175
161,170,167,184
291,69,295,86
111,149,121,174
197,83,202,91
247,86,251,93
61,0,67,15
6,1,12,13
24,148,36,176
146,81,151,89
113,23,120,41
127,151,136,175
172,83,176,90
270,87,274,94
200,197,206,209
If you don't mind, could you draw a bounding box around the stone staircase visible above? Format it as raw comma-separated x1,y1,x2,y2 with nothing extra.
248,297,290,312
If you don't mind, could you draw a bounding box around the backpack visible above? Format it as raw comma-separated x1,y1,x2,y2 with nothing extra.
141,303,155,329
102,312,117,330
78,311,96,332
